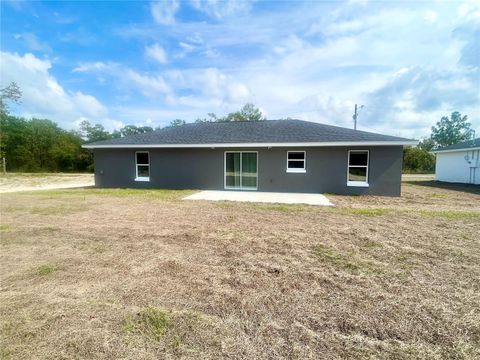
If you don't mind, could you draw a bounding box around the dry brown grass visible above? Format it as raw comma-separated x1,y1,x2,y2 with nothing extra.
1,181,479,359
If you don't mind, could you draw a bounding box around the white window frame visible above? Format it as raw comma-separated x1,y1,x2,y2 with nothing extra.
286,151,306,173
135,151,150,182
347,150,369,187
224,151,258,191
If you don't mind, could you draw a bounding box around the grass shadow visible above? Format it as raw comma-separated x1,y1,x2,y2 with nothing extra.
404,180,480,195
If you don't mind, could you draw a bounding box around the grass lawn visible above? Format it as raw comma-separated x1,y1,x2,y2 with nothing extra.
1,180,479,359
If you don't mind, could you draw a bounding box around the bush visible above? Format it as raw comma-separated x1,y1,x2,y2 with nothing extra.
403,147,435,173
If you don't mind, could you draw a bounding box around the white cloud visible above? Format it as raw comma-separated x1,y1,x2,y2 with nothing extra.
179,41,195,53
0,51,117,130
73,92,107,118
150,0,179,25
72,61,113,73
161,67,252,106
73,61,172,98
13,32,51,52
175,33,218,59
458,1,480,19
125,69,170,97
189,0,254,19
145,43,168,64
424,10,438,24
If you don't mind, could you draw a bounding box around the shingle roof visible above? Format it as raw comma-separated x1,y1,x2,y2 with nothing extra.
84,119,416,148
432,138,480,152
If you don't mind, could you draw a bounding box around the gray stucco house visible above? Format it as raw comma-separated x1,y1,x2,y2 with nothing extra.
83,119,416,196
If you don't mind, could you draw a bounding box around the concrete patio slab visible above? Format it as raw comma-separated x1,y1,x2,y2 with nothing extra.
183,190,333,206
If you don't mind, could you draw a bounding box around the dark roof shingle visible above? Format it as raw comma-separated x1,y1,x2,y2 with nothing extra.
433,138,480,152
85,119,415,147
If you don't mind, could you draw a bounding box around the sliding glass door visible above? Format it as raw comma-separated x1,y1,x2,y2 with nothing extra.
225,152,241,188
225,152,257,190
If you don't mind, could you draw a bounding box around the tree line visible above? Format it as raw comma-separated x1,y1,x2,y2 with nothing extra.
0,82,474,174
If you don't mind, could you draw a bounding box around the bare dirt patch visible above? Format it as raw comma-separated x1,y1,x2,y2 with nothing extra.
0,182,479,359
0,173,94,193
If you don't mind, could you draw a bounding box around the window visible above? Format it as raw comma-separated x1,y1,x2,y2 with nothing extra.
347,150,369,187
287,151,306,173
135,151,150,181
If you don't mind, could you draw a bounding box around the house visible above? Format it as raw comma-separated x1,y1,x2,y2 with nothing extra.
431,138,480,185
83,119,417,196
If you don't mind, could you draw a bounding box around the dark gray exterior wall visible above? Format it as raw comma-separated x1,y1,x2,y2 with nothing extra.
93,146,403,196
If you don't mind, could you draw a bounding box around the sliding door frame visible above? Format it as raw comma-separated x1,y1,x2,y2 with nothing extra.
224,151,258,191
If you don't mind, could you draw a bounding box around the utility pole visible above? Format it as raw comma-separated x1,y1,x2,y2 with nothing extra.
352,104,363,130
353,104,357,130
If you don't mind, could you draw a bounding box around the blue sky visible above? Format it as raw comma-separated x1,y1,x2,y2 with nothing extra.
1,0,479,138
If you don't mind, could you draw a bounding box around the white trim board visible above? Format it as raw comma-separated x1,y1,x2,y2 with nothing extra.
83,140,417,149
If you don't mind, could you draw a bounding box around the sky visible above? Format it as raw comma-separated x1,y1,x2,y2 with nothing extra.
1,0,479,138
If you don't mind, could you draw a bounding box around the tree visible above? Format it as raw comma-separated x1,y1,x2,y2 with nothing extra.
194,104,265,123
0,116,92,172
0,82,23,161
79,120,111,142
168,119,186,127
0,114,27,160
0,82,22,116
417,137,435,152
113,125,154,137
403,147,435,174
431,112,473,147
195,113,218,123
223,103,265,122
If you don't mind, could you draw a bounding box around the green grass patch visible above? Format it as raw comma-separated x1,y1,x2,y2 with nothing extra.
216,201,309,213
418,209,480,219
22,188,194,201
92,245,107,254
361,239,383,249
0,347,12,359
251,203,309,212
0,224,11,232
333,207,394,216
314,244,381,274
37,264,57,276
125,306,172,340
124,306,211,348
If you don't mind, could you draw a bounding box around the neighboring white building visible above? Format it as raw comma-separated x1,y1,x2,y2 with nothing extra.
432,138,480,185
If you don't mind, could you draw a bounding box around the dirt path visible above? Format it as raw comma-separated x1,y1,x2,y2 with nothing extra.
0,173,94,193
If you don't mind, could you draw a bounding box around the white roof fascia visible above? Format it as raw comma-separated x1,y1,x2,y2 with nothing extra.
83,140,418,149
